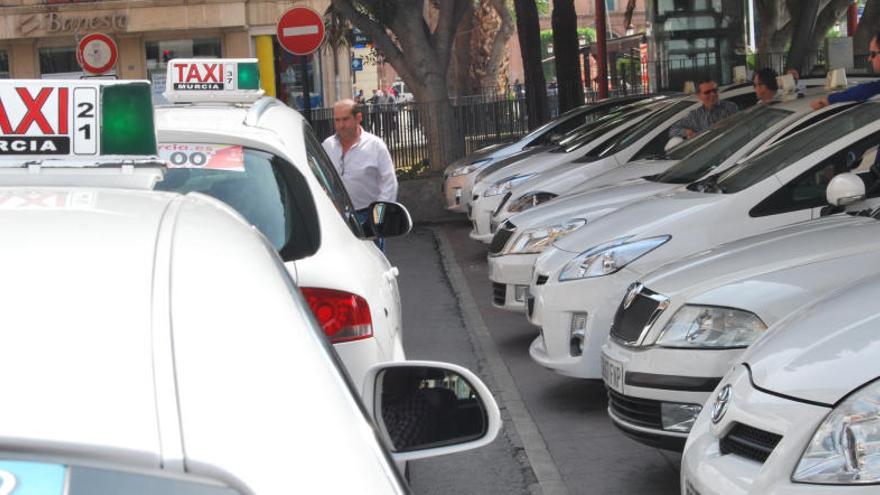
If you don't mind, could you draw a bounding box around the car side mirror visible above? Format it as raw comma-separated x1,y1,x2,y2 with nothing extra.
826,172,866,207
362,361,501,462
363,201,412,239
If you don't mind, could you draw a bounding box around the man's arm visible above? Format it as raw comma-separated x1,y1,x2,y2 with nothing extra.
814,79,880,109
668,110,695,139
376,142,398,202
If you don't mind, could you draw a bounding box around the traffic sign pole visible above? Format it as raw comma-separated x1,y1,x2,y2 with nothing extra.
300,56,311,124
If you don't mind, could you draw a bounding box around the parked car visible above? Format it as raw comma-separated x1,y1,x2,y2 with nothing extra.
442,94,655,212
152,59,413,390
468,98,674,242
487,88,850,311
469,86,760,243
526,100,880,380
682,273,880,494
600,171,880,450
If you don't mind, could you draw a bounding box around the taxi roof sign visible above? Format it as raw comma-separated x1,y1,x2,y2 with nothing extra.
163,58,264,103
0,79,156,161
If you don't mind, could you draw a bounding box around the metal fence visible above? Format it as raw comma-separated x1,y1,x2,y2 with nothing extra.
308,86,648,173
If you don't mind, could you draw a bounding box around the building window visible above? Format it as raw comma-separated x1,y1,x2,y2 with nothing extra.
146,38,222,103
274,38,323,111
606,0,616,11
39,46,79,77
0,51,8,78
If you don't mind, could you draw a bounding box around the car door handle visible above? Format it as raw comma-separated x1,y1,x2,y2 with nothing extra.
383,266,399,282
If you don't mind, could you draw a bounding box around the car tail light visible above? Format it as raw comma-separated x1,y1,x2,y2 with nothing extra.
300,287,373,343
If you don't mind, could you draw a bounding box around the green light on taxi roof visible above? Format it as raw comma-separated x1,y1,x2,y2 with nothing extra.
100,83,157,156
237,63,260,90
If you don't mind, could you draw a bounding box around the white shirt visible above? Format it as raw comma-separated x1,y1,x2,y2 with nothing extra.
322,128,398,210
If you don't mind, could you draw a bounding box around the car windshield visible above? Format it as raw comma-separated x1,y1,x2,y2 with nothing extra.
558,105,657,153
704,102,880,194
155,146,296,250
581,100,695,159
652,106,792,184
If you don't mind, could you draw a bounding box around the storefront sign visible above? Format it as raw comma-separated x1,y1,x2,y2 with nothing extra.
18,12,128,36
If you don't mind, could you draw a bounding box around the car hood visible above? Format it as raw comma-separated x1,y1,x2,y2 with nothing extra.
444,142,514,174
744,274,880,406
577,159,677,190
507,178,679,231
551,189,722,254
645,214,880,299
473,146,552,185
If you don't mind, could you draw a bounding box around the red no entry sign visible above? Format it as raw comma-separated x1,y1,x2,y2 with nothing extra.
276,7,326,56
77,33,118,74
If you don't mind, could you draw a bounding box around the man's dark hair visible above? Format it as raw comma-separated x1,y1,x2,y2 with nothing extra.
754,68,779,91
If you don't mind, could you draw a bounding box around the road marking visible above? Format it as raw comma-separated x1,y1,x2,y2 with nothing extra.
434,227,570,495
282,26,319,37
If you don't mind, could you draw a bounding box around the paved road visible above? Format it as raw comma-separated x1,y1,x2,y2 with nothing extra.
386,221,681,495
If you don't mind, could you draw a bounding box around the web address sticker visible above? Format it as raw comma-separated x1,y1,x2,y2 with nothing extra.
159,143,245,172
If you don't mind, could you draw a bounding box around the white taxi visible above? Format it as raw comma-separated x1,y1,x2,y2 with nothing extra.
152,59,410,390
488,89,847,311
0,183,500,494
443,94,653,212
682,273,880,494
527,100,880,380
468,98,670,242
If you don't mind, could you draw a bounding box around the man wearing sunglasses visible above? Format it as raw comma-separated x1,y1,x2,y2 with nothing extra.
669,78,739,139
812,31,880,110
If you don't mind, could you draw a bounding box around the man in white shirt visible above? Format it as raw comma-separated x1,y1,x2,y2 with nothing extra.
322,99,398,250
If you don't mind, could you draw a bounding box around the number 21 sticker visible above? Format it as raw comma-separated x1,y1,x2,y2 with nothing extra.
73,87,97,155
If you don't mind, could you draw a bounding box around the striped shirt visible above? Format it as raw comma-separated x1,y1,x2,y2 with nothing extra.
668,101,739,139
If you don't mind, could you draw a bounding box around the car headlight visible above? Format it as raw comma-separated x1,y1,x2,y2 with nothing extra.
505,219,586,254
451,158,491,177
484,174,536,197
507,192,558,213
794,378,880,484
655,305,766,348
558,236,670,281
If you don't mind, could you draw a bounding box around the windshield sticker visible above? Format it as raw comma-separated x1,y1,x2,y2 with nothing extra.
0,460,66,495
159,143,245,172
0,190,98,210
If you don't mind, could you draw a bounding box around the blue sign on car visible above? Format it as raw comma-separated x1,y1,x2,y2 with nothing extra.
0,461,66,495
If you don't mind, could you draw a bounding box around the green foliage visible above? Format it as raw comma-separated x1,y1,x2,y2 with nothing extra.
536,0,550,15
538,28,596,82
396,158,430,180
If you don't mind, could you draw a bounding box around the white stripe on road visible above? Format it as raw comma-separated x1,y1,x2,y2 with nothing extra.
435,227,570,495
282,26,319,37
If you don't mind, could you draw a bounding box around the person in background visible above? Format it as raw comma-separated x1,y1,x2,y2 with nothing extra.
322,99,398,251
812,31,880,110
669,78,738,139
753,68,779,105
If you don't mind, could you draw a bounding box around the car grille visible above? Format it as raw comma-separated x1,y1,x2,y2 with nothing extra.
610,284,669,345
492,282,506,305
607,388,662,429
489,221,516,255
536,274,549,285
720,423,782,463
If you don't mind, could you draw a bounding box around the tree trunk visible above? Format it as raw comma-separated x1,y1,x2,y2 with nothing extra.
786,0,822,74
552,0,585,112
418,78,462,173
452,2,476,97
810,0,855,54
855,0,880,55
481,0,516,89
513,0,548,129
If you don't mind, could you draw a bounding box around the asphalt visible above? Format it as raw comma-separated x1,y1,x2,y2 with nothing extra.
385,221,681,495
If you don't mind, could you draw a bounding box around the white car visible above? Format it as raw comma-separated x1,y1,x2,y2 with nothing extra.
600,174,880,451
443,95,654,212
0,184,500,494
470,87,762,243
468,98,676,242
150,59,412,391
487,90,850,311
681,273,880,494
526,100,880,380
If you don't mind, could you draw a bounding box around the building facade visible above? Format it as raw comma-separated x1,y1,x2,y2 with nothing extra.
0,0,352,108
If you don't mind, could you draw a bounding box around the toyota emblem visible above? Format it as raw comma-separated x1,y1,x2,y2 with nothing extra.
710,384,732,424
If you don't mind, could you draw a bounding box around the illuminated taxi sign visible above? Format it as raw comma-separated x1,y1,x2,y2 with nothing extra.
0,80,156,158
163,58,263,103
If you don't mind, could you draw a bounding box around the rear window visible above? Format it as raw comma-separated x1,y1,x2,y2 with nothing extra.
710,102,880,193
155,144,314,257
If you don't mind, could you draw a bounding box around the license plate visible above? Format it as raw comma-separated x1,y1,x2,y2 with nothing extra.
601,354,624,394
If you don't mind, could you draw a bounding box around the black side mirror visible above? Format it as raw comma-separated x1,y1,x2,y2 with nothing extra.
377,366,488,452
363,201,412,239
